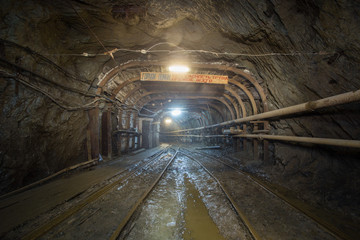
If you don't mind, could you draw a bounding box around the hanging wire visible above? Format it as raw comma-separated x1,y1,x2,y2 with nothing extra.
42,41,337,59
68,1,118,65
0,70,139,112
1,71,100,110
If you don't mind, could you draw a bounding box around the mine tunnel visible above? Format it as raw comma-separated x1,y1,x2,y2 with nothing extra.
0,1,359,239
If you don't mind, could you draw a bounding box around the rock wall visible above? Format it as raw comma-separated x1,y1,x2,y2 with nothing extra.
0,0,95,194
0,77,89,193
0,0,359,217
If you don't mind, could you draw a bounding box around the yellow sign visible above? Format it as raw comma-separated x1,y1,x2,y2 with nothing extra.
140,72,228,84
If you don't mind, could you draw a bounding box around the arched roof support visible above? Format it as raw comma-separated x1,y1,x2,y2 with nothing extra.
96,61,268,112
137,94,235,120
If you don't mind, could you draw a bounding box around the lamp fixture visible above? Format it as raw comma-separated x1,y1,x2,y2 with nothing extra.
171,109,181,116
164,118,172,124
169,65,190,73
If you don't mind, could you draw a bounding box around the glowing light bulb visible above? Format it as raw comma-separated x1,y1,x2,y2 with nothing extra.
169,65,190,73
171,109,181,116
164,118,172,124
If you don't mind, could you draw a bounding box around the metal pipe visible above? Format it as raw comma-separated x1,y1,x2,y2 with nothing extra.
234,134,360,148
223,127,243,135
168,89,360,133
163,133,360,148
163,134,226,138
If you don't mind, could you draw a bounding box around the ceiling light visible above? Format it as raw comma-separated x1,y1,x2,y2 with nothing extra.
169,65,190,73
171,109,181,116
164,118,172,124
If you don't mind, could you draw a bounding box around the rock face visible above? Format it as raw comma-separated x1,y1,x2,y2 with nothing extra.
0,0,359,218
0,79,88,192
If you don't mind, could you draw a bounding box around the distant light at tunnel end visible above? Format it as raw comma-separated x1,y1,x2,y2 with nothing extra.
171,109,181,116
164,118,172,124
169,65,190,73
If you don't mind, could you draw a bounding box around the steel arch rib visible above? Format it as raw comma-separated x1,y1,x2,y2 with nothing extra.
136,94,236,120
96,61,268,112
228,78,258,115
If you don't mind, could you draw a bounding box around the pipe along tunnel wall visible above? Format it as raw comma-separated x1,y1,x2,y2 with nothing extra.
0,0,360,239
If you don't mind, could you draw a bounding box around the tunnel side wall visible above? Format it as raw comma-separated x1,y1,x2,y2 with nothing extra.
0,78,89,194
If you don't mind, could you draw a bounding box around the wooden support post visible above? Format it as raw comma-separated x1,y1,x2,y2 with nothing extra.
86,129,92,161
125,111,131,152
263,140,269,163
87,108,100,160
236,125,241,152
233,131,238,152
131,111,136,149
250,120,270,163
263,121,270,164
101,109,112,159
243,124,247,152
253,122,259,161
117,110,123,154
133,112,138,149
154,122,160,146
107,110,112,159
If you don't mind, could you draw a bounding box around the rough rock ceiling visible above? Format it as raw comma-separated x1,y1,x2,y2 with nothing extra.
1,0,359,120
2,0,359,94
1,0,359,136
1,1,360,219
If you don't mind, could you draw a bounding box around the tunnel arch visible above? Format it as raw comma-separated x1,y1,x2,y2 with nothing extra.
135,93,236,121
118,82,246,120
109,77,251,122
96,61,268,116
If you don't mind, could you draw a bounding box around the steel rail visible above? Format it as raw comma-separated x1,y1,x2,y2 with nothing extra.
187,149,353,240
110,149,179,240
180,150,261,240
21,148,169,240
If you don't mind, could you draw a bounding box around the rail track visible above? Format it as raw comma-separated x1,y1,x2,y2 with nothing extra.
10,145,345,240
111,148,258,240
180,147,349,240
109,148,179,240
178,150,260,240
20,147,172,240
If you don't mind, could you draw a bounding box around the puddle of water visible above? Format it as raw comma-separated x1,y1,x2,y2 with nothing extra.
183,177,225,240
124,169,185,240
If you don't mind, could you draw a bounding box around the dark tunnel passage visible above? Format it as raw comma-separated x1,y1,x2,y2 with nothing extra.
0,0,360,239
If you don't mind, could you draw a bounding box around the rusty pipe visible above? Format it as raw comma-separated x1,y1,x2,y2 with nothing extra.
234,134,360,148
169,89,360,133
163,133,360,148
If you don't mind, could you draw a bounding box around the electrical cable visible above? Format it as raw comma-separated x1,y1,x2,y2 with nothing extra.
0,58,97,98
68,1,118,66
1,72,99,110
68,1,109,54
0,38,90,84
41,41,338,59
0,70,140,112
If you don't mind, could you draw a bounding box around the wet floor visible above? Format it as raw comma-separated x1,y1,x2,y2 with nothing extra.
121,155,251,240
1,146,344,239
183,177,225,240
